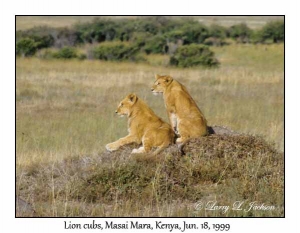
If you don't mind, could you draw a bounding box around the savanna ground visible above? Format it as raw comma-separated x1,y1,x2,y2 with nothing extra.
16,17,284,217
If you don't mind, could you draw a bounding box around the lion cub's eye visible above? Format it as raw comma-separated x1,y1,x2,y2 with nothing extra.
157,82,160,85
120,103,123,107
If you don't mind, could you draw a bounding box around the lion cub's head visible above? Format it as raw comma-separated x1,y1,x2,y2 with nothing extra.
115,93,138,117
151,74,173,95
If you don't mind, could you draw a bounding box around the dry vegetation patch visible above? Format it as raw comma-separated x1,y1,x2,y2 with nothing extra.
17,134,283,217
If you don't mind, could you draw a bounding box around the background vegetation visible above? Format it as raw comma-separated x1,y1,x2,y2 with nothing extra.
16,16,284,68
16,16,284,217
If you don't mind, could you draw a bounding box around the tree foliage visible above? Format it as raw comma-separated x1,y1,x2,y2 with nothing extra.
256,20,284,43
170,44,219,68
16,38,38,57
92,42,141,61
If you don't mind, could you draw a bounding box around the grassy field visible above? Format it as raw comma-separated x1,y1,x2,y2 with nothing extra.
16,43,284,217
16,16,284,31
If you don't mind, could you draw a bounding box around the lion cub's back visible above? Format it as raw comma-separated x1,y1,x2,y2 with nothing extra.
168,81,205,116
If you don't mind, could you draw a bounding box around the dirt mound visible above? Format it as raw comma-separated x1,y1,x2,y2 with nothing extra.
184,134,278,157
207,125,240,136
17,133,283,217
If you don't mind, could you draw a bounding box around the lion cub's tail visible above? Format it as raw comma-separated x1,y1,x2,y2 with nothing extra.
177,140,190,156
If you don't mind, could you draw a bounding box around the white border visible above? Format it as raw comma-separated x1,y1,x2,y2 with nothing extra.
2,0,299,232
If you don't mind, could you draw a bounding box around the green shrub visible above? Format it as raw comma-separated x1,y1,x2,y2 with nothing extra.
92,42,140,61
164,30,186,43
129,32,150,47
170,44,219,68
144,35,168,54
16,18,285,58
52,47,78,59
31,34,55,49
256,20,284,43
209,24,227,39
75,19,117,44
229,23,253,43
16,26,55,49
205,24,228,46
178,23,210,44
162,21,210,45
16,38,38,57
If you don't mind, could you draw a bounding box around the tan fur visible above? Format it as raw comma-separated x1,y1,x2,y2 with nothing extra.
151,74,208,144
105,93,175,155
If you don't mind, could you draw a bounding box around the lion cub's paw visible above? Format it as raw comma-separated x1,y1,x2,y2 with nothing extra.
131,147,146,154
105,143,118,152
175,137,184,144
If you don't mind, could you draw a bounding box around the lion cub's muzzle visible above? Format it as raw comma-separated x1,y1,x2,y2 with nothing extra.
115,110,126,117
151,88,161,96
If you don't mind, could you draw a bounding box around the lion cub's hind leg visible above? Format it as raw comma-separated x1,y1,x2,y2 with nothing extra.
131,134,152,154
153,141,170,155
152,127,174,155
176,120,190,144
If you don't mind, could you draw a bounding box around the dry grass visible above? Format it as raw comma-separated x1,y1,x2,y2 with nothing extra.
16,43,284,217
17,135,283,217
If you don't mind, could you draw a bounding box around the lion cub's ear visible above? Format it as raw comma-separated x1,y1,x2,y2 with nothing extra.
127,93,138,104
155,74,161,80
164,75,173,83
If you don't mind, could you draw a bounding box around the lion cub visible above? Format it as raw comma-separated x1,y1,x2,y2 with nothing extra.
151,74,208,144
105,93,174,155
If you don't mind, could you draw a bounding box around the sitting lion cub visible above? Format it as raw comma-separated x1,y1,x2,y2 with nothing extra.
105,93,174,155
151,74,208,144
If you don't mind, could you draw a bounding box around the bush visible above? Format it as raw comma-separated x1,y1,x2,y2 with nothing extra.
16,27,55,49
30,34,55,49
92,42,140,61
204,24,228,46
229,23,252,43
256,20,284,43
129,32,149,47
75,19,117,44
170,44,219,68
16,38,38,57
144,35,168,54
179,23,210,44
52,47,78,59
209,24,227,39
16,18,285,60
164,30,186,43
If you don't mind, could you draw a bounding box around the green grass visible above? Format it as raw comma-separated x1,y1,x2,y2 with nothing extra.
16,43,284,217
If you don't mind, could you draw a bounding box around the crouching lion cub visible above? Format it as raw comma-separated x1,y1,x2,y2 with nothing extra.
105,93,175,155
151,74,208,145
